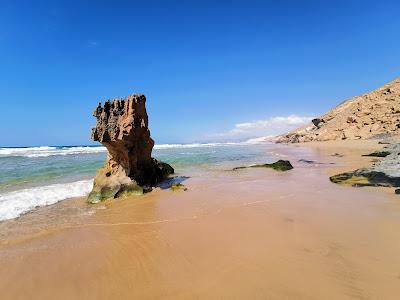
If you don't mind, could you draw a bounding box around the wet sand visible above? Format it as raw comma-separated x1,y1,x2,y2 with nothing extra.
1,141,400,299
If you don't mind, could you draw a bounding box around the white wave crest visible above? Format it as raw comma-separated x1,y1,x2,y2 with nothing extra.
0,146,107,158
1,139,272,158
0,146,56,156
153,139,271,149
0,180,93,221
154,143,237,149
244,136,275,144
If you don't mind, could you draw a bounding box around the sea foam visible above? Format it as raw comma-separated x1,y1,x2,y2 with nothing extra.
0,140,270,158
0,146,107,158
0,180,93,221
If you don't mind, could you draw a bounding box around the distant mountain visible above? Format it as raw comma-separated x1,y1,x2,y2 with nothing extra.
278,77,400,143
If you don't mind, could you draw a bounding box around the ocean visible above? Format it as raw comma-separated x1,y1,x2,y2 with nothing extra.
0,141,284,221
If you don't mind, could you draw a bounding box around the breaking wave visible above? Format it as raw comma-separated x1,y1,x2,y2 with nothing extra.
0,146,107,158
0,139,271,158
0,179,93,221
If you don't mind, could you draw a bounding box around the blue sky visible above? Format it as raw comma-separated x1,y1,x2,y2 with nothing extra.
1,0,400,146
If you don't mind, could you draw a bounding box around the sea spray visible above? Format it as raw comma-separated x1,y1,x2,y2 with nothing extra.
0,180,93,221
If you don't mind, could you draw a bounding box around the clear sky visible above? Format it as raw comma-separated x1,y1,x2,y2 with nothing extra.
1,0,400,146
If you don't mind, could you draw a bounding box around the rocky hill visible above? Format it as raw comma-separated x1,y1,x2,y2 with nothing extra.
278,77,400,143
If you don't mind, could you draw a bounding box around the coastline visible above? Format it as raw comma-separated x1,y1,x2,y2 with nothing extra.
1,140,400,299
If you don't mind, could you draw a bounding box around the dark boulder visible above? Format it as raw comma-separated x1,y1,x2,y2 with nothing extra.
312,118,325,127
233,160,294,171
362,151,391,157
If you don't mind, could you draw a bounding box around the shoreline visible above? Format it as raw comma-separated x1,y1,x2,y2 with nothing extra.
1,140,400,299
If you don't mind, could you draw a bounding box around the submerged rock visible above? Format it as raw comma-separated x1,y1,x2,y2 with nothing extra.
233,160,293,171
298,159,335,165
298,159,315,164
87,94,174,203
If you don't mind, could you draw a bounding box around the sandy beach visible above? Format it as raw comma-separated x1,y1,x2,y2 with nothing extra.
3,2,400,299
1,140,399,300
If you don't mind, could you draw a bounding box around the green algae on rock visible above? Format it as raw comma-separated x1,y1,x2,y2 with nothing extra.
331,143,400,193
87,186,122,204
233,160,293,171
330,170,400,189
115,184,144,198
170,183,188,191
362,151,391,157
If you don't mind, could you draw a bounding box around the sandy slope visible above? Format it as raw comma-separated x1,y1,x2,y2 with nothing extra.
278,77,400,143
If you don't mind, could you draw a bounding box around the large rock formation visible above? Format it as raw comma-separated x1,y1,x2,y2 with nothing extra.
87,94,174,203
278,77,400,143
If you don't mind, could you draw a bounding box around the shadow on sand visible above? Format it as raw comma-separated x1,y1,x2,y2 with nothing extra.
157,176,190,190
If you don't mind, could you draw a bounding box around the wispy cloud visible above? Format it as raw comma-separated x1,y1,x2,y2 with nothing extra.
207,115,312,142
87,40,99,47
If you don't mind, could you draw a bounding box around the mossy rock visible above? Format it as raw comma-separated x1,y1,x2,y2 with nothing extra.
362,151,391,157
102,187,119,199
262,160,294,171
87,184,145,203
330,170,399,188
329,173,370,186
233,160,293,171
329,172,354,184
87,186,119,204
115,184,144,198
170,183,187,191
87,191,102,204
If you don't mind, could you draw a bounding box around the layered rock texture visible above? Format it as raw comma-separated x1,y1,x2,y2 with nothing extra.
278,77,400,143
87,94,174,203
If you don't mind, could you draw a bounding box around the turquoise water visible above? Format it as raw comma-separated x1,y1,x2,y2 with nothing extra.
0,143,280,221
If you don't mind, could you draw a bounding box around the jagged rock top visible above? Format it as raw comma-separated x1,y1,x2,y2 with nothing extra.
91,94,155,177
278,77,400,143
92,94,151,144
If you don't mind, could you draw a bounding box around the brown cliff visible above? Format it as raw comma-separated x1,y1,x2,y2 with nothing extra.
278,77,400,143
87,94,174,203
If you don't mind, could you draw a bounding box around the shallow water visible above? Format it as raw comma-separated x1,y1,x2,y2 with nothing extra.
0,142,289,221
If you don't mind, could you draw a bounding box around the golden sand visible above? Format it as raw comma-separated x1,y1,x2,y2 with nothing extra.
1,141,399,299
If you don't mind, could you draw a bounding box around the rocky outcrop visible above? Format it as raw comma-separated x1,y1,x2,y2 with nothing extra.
330,144,400,193
87,94,174,203
278,77,400,143
233,160,294,171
